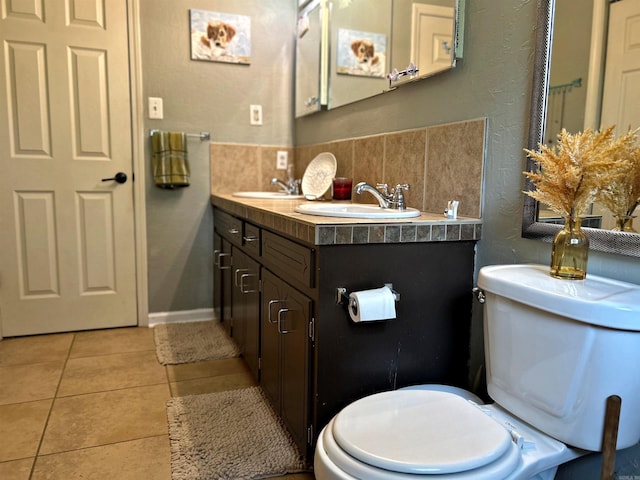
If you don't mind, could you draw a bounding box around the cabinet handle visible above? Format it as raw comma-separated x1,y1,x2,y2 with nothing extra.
234,268,249,286
243,235,258,243
240,273,258,293
228,228,240,235
268,300,281,324
278,308,291,334
214,251,232,270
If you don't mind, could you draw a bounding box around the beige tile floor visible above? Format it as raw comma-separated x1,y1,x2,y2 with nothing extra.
0,327,314,480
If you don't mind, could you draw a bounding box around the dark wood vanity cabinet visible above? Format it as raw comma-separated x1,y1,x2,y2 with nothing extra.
214,207,312,454
213,205,476,460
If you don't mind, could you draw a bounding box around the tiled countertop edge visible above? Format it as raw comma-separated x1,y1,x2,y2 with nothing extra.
211,194,482,246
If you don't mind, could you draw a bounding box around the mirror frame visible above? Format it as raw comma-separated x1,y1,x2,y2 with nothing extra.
522,0,640,258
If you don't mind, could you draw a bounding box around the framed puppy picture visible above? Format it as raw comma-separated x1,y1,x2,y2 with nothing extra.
190,9,251,64
336,28,387,78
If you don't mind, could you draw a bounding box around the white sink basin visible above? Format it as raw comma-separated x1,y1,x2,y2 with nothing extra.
232,191,304,199
295,203,421,219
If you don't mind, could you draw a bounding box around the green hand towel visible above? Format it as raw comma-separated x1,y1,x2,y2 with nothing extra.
151,131,190,189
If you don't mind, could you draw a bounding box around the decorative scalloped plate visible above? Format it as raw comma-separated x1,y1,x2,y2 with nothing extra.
301,152,337,200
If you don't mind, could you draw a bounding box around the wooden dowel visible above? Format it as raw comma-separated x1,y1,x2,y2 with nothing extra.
600,395,622,480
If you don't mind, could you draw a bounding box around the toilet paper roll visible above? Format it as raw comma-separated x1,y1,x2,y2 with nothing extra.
348,286,396,323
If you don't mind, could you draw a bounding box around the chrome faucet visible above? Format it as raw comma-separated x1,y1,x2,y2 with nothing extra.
270,177,301,195
271,165,301,195
354,182,410,210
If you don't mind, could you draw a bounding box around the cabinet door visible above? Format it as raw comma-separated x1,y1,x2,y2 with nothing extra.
232,247,260,381
231,246,245,347
260,268,311,453
214,235,232,335
242,255,260,381
213,232,222,320
279,281,311,452
260,268,284,408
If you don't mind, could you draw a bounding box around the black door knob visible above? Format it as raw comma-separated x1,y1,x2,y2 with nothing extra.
101,172,128,184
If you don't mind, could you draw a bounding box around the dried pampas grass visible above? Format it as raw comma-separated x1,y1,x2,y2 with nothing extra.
524,126,632,219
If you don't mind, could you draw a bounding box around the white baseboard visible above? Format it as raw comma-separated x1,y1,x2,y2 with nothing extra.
148,308,217,328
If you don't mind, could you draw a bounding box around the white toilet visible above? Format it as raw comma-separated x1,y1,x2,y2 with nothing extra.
314,264,640,479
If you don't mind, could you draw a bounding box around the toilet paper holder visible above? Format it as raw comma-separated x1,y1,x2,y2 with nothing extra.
336,284,400,305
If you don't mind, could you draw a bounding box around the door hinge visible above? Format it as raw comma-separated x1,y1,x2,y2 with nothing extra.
309,317,315,342
307,424,314,445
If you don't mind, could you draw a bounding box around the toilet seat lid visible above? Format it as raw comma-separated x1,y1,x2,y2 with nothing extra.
332,390,513,475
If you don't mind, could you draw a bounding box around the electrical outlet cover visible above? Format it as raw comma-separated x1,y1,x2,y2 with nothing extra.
276,151,288,170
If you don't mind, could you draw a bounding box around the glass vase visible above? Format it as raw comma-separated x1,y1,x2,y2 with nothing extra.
612,215,637,233
550,217,589,280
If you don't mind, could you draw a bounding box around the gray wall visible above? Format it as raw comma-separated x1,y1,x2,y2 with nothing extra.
296,0,640,476
140,0,295,312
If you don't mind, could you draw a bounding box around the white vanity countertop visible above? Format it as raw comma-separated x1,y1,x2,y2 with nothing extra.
211,193,482,246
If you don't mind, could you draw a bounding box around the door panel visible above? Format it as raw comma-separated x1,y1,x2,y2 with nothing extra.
14,191,59,297
77,192,116,293
0,0,137,336
5,41,51,156
70,47,111,158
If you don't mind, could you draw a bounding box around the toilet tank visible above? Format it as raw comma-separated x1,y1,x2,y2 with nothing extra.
477,264,640,452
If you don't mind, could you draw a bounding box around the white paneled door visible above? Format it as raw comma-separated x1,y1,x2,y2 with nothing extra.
601,0,640,133
594,0,640,229
0,0,137,336
411,4,454,78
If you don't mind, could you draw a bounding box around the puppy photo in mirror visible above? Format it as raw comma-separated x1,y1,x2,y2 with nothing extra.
350,39,386,76
190,9,251,64
336,29,387,78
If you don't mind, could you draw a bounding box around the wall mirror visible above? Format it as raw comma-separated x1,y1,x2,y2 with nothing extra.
522,0,640,257
389,0,461,89
295,0,465,116
328,0,392,109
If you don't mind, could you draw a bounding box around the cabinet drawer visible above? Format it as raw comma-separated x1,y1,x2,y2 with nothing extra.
243,222,261,258
262,230,314,289
215,209,243,247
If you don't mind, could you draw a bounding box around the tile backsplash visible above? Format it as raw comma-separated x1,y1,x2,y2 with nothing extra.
211,118,486,218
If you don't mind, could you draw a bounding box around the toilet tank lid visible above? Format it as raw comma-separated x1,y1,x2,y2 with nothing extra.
477,264,640,331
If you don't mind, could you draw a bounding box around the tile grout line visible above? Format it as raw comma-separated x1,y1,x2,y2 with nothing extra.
164,363,174,397
28,332,76,480
54,380,171,400
155,329,175,396
31,433,171,460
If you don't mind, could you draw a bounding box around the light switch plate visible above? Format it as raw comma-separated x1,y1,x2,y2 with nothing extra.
250,104,262,125
148,97,163,119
